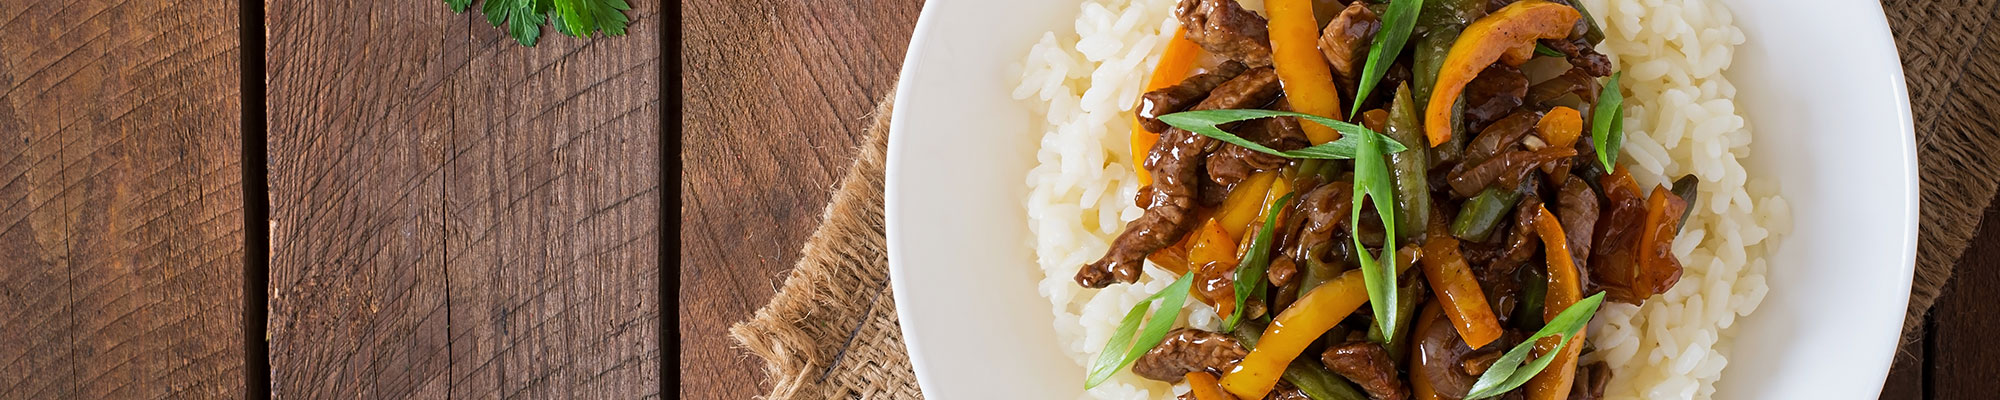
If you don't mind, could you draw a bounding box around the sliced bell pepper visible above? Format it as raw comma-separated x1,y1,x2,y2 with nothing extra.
1219,247,1418,399
1217,170,1284,238
1265,0,1346,143
1634,184,1689,300
1148,208,1217,275
1190,219,1243,313
1537,106,1583,149
1148,235,1194,276
1131,27,1204,186
1418,232,1502,349
1424,1,1580,146
1525,204,1584,400
1187,371,1238,400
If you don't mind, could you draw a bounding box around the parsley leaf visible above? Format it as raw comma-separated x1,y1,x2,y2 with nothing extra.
449,0,632,47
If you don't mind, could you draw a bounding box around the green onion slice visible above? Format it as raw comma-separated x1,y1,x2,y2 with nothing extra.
1352,0,1425,117
1224,192,1296,331
1157,109,1409,159
1464,292,1608,399
1350,129,1401,340
1592,71,1625,170
1084,270,1199,388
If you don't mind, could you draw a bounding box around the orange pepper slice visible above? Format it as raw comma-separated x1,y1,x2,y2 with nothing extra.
1525,204,1585,400
1186,371,1237,400
1424,1,1580,146
1418,233,1503,349
1131,28,1204,186
1537,106,1583,149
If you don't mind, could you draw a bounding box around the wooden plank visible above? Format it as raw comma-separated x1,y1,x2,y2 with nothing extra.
1882,322,1925,399
1928,199,2000,399
262,3,454,397
265,2,661,398
443,7,663,399
0,0,246,397
678,0,923,397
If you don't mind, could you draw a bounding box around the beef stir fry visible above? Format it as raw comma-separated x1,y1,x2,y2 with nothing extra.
1079,1,1694,399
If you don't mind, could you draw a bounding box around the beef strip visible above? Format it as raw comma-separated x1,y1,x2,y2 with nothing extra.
1208,98,1309,187
1463,64,1530,132
1557,175,1599,290
1461,110,1542,168
1137,61,1252,133
1265,382,1312,400
1078,67,1284,288
1447,146,1574,197
1295,181,1356,261
1319,2,1380,89
1321,342,1410,400
1178,0,1274,67
1133,328,1251,383
1525,67,1601,108
1199,175,1233,207
1569,361,1612,400
1541,37,1614,77
1269,255,1300,288
1490,193,1543,280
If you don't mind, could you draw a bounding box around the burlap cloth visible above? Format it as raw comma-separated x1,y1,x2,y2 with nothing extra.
729,1,2000,397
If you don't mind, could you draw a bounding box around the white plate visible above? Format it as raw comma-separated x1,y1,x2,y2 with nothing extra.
885,0,1917,398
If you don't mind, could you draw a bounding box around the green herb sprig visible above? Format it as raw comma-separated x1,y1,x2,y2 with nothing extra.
1223,193,1296,331
447,0,633,47
1464,292,1608,399
1352,0,1424,117
1349,129,1401,341
1591,71,1626,169
1085,271,1198,388
1157,109,1409,159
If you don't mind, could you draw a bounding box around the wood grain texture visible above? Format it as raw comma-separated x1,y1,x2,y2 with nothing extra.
266,1,661,398
1883,328,1925,399
0,0,246,397
1923,201,2000,400
678,0,922,398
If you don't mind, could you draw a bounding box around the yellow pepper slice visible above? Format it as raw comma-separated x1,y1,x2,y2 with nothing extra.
1219,248,1418,399
1424,1,1579,146
1265,0,1346,143
1215,170,1282,238
1189,219,1242,315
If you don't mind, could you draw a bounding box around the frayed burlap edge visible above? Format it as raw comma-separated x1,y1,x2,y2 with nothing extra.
730,95,922,399
1888,0,2000,347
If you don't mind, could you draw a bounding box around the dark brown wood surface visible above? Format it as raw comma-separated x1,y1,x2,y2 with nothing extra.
265,1,662,399
0,0,247,397
674,1,1989,400
679,0,921,398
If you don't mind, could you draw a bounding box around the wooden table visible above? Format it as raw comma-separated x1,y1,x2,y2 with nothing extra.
0,0,663,398
680,0,1990,399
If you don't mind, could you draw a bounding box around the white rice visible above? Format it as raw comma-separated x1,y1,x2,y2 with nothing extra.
1013,0,1788,398
1576,0,1788,399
